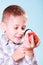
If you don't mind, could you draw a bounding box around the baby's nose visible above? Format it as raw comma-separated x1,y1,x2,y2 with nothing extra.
18,29,24,35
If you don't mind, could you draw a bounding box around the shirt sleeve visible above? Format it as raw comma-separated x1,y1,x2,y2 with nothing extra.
0,45,14,65
0,45,4,65
25,55,38,65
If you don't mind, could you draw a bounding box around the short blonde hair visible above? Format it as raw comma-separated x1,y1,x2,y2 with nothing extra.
2,5,27,22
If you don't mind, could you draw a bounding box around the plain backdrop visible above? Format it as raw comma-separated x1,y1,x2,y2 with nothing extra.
0,0,43,65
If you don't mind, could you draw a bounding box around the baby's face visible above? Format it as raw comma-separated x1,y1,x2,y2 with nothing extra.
5,15,27,44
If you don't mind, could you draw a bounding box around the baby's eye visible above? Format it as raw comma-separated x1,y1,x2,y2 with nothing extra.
14,27,18,30
21,27,26,30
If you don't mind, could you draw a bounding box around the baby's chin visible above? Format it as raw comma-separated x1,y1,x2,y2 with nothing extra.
13,39,21,44
13,41,21,45
11,37,23,44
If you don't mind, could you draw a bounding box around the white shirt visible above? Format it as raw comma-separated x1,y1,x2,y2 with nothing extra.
0,34,38,65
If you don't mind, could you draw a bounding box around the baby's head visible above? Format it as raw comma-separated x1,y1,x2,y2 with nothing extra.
1,5,27,44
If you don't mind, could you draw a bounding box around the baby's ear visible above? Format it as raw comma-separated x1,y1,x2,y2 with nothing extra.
0,22,6,33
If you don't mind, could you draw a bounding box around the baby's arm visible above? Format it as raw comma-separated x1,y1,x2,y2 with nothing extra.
12,33,40,63
11,35,34,62
23,34,39,65
0,45,9,65
12,44,37,65
0,44,15,65
12,44,25,61
12,35,34,62
12,43,34,62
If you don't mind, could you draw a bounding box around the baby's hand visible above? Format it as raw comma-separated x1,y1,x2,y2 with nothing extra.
23,32,40,56
23,32,40,49
23,34,34,49
12,45,25,61
28,32,40,47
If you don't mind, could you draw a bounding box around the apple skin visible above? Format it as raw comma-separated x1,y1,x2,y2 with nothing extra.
28,32,39,45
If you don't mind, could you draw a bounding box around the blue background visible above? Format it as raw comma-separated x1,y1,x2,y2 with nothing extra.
0,0,43,65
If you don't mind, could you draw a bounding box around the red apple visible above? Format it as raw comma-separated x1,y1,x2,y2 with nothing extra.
28,32,39,45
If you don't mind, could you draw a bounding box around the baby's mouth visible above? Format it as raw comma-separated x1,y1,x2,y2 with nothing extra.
15,36,22,39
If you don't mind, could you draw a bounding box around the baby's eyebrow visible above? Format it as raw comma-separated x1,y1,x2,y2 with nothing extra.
22,25,26,27
14,24,19,26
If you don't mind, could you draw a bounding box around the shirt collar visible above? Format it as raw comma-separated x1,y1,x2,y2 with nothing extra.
1,34,22,46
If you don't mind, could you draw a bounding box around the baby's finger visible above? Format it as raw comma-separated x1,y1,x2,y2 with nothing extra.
30,35,35,48
24,34,31,48
35,38,40,47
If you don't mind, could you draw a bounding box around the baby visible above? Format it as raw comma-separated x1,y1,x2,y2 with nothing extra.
0,5,40,65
